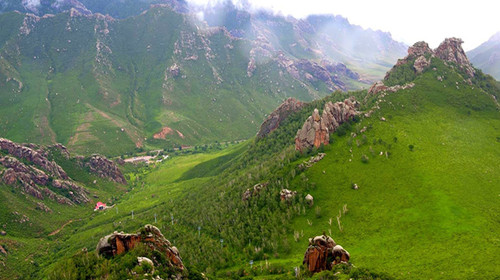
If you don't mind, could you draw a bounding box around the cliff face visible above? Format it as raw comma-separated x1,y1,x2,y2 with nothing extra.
83,155,127,185
295,98,358,151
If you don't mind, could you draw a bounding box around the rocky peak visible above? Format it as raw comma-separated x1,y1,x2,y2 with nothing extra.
257,98,305,138
408,41,433,57
434,37,475,77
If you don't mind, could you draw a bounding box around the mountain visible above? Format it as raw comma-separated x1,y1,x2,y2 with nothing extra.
2,37,497,279
468,32,500,80
0,3,406,157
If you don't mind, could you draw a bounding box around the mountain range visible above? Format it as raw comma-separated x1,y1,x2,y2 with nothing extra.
468,32,500,80
0,0,407,156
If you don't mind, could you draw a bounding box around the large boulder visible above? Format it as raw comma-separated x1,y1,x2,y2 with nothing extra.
332,245,350,265
96,224,184,271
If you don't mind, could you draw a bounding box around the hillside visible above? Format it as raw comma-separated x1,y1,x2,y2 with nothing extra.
468,32,500,80
2,37,497,279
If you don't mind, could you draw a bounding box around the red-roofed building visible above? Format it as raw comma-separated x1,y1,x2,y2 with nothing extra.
95,202,107,211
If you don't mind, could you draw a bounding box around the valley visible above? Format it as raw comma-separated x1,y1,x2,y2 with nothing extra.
0,1,499,280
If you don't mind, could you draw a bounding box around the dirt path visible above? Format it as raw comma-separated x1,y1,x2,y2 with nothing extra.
48,220,73,236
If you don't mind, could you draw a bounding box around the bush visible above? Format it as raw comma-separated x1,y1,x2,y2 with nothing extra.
408,144,414,151
361,154,369,163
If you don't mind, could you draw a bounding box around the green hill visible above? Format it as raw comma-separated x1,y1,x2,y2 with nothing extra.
2,38,498,279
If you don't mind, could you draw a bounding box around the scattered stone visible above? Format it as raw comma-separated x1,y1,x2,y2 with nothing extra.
332,245,350,265
242,182,269,201
280,189,297,201
0,245,6,255
352,184,359,190
137,256,155,272
0,230,6,236
298,153,326,170
380,117,386,121
305,194,314,206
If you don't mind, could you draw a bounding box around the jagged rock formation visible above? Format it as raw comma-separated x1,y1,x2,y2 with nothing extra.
242,182,269,201
303,234,350,273
83,155,127,184
387,38,475,80
0,138,126,204
257,98,305,138
0,138,68,179
96,225,184,271
295,98,358,151
435,38,475,77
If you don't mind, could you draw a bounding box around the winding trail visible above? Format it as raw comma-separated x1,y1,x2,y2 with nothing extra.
48,220,73,236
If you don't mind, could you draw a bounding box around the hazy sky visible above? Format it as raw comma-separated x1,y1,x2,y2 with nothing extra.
188,0,500,51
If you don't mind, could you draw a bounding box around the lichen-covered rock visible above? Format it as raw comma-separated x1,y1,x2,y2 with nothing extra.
96,225,184,271
298,153,326,170
257,98,305,138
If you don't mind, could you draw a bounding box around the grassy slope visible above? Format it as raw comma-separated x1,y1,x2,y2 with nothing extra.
284,64,500,279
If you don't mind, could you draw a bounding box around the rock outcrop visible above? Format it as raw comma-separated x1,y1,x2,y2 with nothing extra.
96,225,184,271
298,153,326,170
0,155,89,205
387,38,475,79
242,182,269,201
368,81,415,95
257,98,305,138
303,235,336,272
84,155,127,184
435,37,475,77
295,98,358,151
303,234,350,273
0,138,68,179
280,189,297,201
